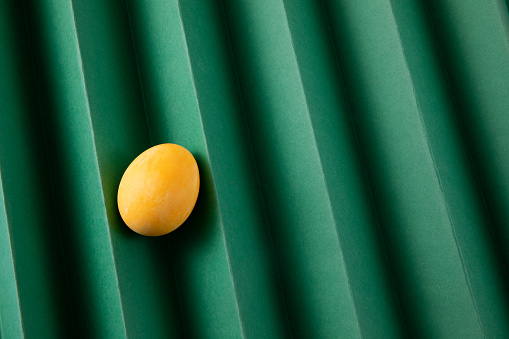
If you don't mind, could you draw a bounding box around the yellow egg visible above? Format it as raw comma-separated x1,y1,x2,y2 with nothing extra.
117,143,200,236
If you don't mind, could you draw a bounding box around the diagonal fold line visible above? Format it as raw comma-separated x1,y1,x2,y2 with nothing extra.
65,1,129,336
174,1,247,337
277,0,364,336
0,173,25,337
217,0,294,336
123,0,188,335
386,1,485,336
319,0,410,335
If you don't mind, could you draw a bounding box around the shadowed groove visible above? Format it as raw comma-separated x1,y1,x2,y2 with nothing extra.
220,0,374,336
0,0,74,336
425,0,509,273
66,0,188,337
126,0,291,336
124,0,246,337
22,0,129,336
386,0,485,333
177,0,290,337
280,0,407,336
1,0,509,337
389,0,509,336
322,0,486,336
0,176,24,338
128,0,246,336
390,0,485,334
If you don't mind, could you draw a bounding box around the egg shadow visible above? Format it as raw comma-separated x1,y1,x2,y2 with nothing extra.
170,152,218,246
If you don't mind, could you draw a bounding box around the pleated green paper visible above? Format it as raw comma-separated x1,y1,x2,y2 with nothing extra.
1,0,509,338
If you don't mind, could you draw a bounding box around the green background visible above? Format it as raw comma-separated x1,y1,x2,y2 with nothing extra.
1,0,509,337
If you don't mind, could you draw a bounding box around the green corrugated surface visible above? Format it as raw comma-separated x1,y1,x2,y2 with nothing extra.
1,0,508,338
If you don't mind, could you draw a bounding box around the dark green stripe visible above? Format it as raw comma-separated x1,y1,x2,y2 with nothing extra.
222,0,368,336
391,0,509,336
324,0,485,336
0,1,72,336
426,0,509,271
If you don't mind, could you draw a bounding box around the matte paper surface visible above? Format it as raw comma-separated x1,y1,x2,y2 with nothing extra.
1,0,509,338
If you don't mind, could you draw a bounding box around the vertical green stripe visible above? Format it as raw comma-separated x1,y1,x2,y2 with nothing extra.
125,0,245,337
281,0,407,336
222,0,364,336
426,0,509,269
24,0,127,336
178,0,291,337
391,0,509,336
0,179,23,339
324,0,484,336
0,1,72,336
